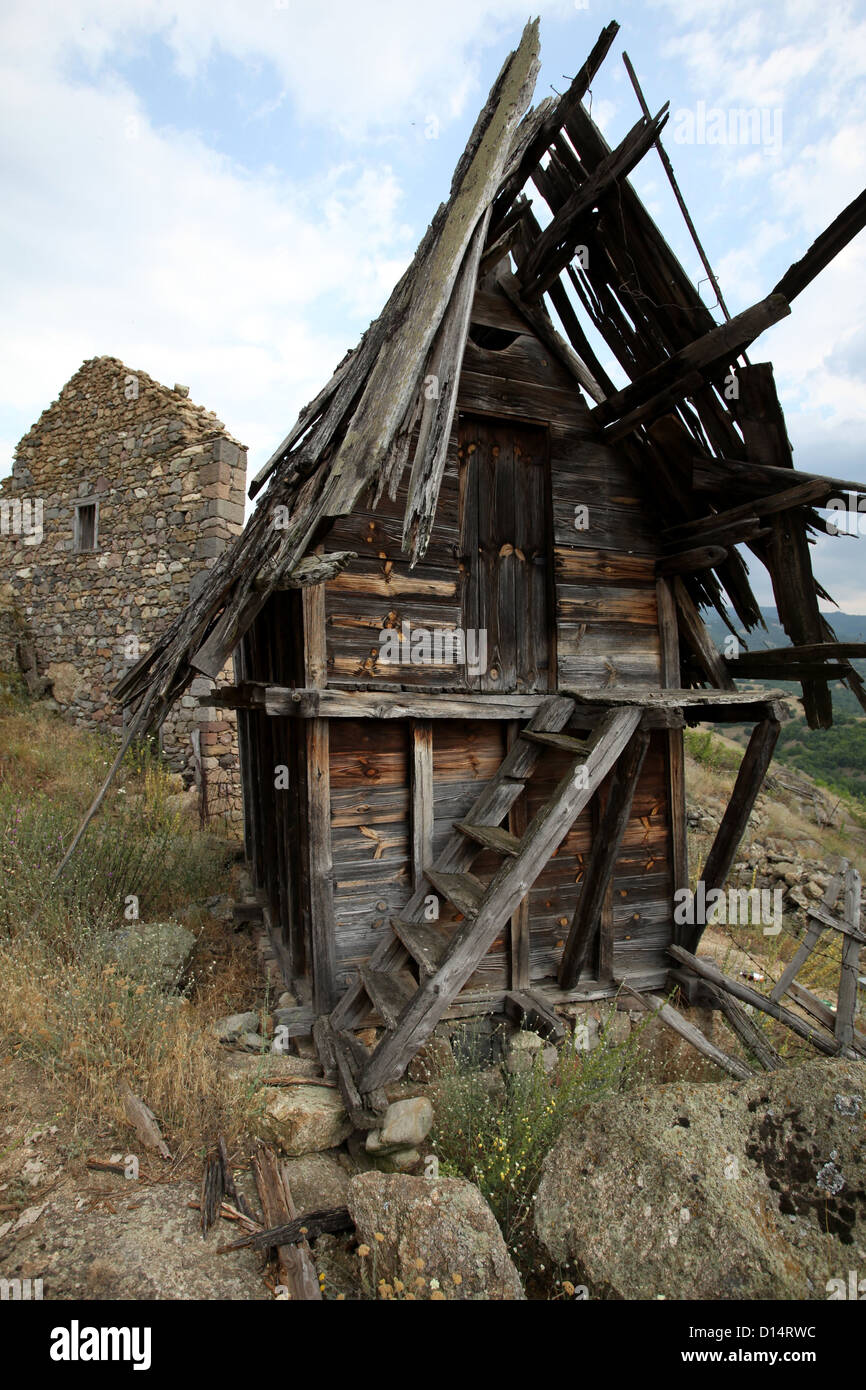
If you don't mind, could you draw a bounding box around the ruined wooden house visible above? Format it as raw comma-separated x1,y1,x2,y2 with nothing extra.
101,20,866,1108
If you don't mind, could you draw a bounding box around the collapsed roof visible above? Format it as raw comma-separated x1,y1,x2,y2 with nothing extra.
111,17,866,751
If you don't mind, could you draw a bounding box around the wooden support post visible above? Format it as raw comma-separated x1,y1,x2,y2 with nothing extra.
684,716,780,952
410,721,434,894
306,719,337,1015
558,728,650,988
301,562,336,1013
836,866,862,1051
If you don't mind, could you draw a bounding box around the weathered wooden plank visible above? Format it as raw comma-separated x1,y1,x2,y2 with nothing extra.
621,985,753,1080
410,721,434,893
669,946,858,1059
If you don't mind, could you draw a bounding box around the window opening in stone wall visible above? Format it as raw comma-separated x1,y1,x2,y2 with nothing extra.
74,500,98,552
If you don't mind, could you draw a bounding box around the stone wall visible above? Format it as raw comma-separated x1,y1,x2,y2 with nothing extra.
0,356,246,828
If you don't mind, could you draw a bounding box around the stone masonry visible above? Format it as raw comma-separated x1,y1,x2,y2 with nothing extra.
0,356,246,827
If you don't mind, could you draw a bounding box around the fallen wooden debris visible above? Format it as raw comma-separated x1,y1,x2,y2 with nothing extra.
703,984,783,1072
218,1206,353,1255
86,1158,132,1177
251,1144,322,1300
620,983,753,1080
118,1082,170,1160
669,945,859,1060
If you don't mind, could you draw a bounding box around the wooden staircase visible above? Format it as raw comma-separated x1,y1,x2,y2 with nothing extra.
319,697,642,1114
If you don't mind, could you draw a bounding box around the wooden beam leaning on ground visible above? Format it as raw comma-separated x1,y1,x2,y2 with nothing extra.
669,946,861,1060
619,984,753,1080
558,727,650,988
680,717,781,954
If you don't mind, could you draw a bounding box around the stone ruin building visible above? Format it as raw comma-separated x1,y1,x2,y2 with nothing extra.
0,355,247,826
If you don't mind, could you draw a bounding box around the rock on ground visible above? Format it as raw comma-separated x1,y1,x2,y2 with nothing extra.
259,1084,352,1156
348,1172,524,1300
280,1150,352,1212
0,1181,269,1300
534,1058,866,1300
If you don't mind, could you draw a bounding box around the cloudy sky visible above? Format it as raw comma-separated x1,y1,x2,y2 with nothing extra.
2,0,865,608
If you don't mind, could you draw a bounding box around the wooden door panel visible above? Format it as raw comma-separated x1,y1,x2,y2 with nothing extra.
459,415,551,693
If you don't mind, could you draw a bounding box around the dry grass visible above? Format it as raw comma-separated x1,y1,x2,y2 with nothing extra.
0,699,262,1158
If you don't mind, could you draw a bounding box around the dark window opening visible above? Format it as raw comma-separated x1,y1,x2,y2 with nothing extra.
468,323,522,352
74,500,98,552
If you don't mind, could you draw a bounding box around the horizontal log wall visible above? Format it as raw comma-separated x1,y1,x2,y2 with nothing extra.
321,283,664,698
326,715,673,999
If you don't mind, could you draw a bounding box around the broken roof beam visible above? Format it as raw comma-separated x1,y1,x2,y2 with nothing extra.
519,104,671,301
621,50,734,326
592,292,790,434
735,363,834,727
774,186,866,304
692,453,866,502
320,21,541,523
490,20,620,225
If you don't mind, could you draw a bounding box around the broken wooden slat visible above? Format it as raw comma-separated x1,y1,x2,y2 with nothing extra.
252,1144,322,1301
673,578,735,691
520,106,671,299
703,984,783,1071
218,1206,353,1255
620,984,753,1080
668,946,857,1059
503,989,566,1042
774,187,866,304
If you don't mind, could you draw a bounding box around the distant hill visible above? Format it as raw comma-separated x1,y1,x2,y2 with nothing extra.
701,607,866,807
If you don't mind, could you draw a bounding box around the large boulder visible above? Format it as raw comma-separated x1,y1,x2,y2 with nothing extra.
259,1085,352,1156
348,1172,524,1300
534,1058,865,1300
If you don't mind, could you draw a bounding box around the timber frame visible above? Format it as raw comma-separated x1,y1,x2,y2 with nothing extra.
64,19,866,1100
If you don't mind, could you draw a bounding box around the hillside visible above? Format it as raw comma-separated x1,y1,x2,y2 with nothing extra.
704,607,866,810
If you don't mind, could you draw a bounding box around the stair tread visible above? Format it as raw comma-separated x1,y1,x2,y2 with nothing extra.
425,867,485,919
521,730,589,754
390,918,449,976
359,964,416,1029
454,820,521,856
